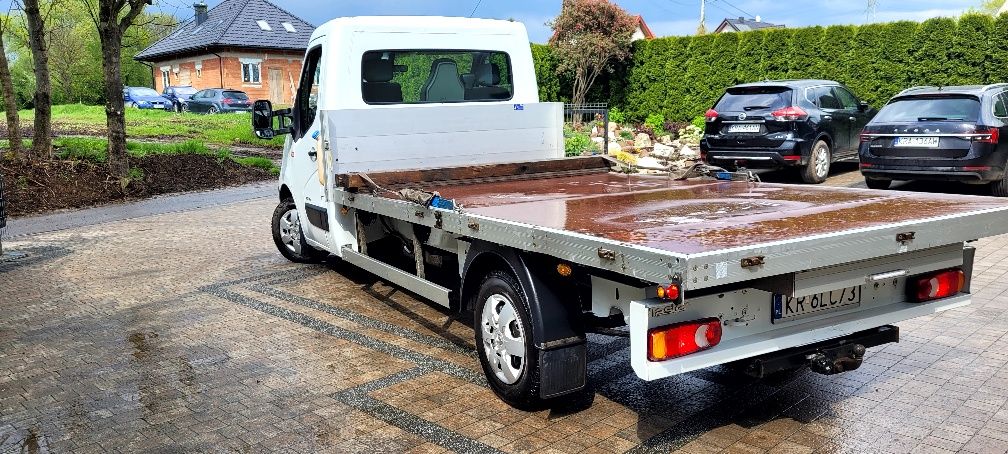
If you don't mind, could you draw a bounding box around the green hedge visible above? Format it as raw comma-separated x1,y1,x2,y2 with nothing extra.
533,14,1008,123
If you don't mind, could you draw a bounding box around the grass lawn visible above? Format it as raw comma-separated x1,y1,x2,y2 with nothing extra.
15,104,286,149
4,136,278,175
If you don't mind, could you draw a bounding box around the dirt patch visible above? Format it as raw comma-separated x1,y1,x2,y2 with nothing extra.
0,154,273,217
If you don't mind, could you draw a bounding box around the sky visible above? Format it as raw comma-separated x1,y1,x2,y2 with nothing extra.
144,0,982,43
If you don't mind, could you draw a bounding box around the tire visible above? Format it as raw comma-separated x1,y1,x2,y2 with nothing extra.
174,102,183,113
865,178,892,190
801,139,832,184
992,174,1008,197
473,270,544,410
129,102,138,109
271,199,326,263
208,105,219,114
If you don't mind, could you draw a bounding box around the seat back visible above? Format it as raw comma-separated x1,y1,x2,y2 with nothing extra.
465,63,510,101
362,59,403,103
421,58,464,103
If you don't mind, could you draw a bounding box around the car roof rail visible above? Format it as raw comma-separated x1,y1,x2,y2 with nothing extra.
982,83,1008,92
897,85,938,96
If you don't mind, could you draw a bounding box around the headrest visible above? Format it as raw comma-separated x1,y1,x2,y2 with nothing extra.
363,59,394,83
473,63,501,87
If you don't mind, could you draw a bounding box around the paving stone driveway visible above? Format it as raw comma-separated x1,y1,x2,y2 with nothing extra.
2,197,1008,453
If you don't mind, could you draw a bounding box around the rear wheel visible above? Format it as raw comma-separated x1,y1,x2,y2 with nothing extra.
271,199,326,263
992,174,1008,197
865,178,892,190
801,140,831,184
474,270,544,410
208,105,219,114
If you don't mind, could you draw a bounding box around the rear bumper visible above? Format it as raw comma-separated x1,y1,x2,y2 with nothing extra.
220,106,252,113
861,165,1004,183
701,139,808,168
738,325,899,378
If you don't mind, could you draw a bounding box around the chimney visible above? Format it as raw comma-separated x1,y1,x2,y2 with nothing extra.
194,2,208,26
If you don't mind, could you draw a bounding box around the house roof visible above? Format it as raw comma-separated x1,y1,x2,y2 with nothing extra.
135,0,315,61
714,17,784,33
634,15,655,39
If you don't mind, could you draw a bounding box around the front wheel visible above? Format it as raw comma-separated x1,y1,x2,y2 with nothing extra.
474,270,544,410
865,178,892,190
801,140,832,184
271,199,326,263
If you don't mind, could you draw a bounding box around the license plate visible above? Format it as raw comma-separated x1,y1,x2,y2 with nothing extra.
727,124,761,133
772,286,862,322
894,136,939,148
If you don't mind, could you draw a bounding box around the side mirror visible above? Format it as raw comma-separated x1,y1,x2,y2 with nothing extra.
859,101,871,112
252,100,292,139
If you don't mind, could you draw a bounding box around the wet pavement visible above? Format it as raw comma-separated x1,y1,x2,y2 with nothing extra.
2,169,1008,453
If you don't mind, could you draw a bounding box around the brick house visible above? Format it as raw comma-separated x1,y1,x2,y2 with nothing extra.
135,0,315,104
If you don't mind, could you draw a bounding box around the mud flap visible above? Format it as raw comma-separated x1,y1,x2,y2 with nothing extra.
539,343,587,399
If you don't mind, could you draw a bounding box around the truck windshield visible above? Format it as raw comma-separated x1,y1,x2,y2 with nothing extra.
361,50,513,104
715,87,791,112
874,96,981,122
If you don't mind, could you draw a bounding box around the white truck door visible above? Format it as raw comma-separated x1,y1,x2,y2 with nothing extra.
289,46,330,250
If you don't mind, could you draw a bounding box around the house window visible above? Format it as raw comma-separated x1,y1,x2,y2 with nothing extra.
241,60,261,84
256,20,271,31
282,22,296,33
161,69,170,88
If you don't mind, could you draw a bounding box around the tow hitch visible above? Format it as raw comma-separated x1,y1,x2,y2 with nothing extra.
739,325,898,378
807,343,866,375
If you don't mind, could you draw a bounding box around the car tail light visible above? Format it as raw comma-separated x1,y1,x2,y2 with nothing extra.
648,318,722,361
973,126,999,144
655,283,681,301
781,155,801,162
771,106,808,122
705,109,719,122
222,98,233,105
860,132,879,143
860,162,874,168
910,268,965,303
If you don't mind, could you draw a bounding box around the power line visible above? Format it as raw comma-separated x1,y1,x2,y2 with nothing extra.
469,0,482,18
714,0,755,19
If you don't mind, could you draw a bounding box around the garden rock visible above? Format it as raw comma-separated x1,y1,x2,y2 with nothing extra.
680,145,698,158
658,135,673,145
634,133,652,150
607,142,623,154
652,143,678,159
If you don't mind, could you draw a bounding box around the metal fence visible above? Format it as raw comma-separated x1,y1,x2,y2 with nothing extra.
563,103,609,155
0,172,6,255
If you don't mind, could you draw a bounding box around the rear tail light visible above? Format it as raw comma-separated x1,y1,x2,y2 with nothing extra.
648,318,722,361
860,132,879,143
860,162,874,168
655,283,681,301
700,150,708,162
771,106,808,122
910,268,965,303
973,126,999,144
705,109,719,122
222,98,233,105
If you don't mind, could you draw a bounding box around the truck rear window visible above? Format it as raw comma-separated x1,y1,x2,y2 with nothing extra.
361,50,513,104
715,87,791,112
874,96,980,122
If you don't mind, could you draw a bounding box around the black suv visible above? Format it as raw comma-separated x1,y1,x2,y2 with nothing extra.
701,80,876,183
859,84,1008,196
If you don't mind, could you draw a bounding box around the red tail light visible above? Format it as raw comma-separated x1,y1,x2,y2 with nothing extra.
655,283,681,301
974,126,999,144
910,268,965,303
771,106,808,122
705,109,719,122
222,98,233,105
648,318,722,361
860,132,879,143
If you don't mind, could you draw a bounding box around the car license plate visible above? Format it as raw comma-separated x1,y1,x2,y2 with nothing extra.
772,286,862,322
894,136,939,148
727,124,761,133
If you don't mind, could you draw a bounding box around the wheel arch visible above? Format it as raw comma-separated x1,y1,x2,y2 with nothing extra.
278,184,293,202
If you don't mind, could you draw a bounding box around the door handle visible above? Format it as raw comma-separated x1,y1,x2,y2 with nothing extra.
849,117,857,121
822,115,832,120
308,149,317,161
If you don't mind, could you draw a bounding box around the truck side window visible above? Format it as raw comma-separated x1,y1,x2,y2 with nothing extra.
832,86,859,110
361,49,513,104
293,46,322,141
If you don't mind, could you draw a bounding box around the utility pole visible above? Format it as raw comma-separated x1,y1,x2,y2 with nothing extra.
866,0,878,22
698,0,707,35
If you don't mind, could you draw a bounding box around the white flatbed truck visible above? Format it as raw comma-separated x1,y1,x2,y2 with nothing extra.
251,16,1008,409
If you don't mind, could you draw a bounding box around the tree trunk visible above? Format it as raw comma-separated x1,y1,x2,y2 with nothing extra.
99,26,128,179
0,31,22,159
22,0,52,160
